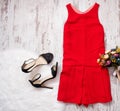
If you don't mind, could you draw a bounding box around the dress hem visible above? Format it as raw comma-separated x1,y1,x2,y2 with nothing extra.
57,96,112,107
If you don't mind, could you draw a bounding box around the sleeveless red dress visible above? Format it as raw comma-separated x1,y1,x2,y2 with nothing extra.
57,3,112,106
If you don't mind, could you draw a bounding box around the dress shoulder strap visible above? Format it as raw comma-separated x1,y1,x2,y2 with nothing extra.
94,3,103,24
66,3,72,12
94,3,100,14
65,4,71,22
65,3,76,22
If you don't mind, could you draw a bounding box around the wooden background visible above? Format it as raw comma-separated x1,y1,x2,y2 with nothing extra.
0,0,120,111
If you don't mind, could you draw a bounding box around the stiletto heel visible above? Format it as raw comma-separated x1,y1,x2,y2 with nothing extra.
21,53,53,73
29,62,58,89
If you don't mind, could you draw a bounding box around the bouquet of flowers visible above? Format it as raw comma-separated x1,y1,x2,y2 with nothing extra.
97,46,120,80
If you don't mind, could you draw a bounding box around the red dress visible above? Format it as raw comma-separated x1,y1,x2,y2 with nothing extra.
57,3,112,106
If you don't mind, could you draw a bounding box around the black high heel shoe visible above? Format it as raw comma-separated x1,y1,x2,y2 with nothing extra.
21,53,53,73
29,62,58,89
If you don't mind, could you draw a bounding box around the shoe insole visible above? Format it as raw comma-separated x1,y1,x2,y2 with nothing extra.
33,74,53,85
23,56,47,70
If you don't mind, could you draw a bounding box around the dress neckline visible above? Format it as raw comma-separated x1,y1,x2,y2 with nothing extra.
69,3,98,15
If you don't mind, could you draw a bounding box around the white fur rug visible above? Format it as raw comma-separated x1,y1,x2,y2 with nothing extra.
0,49,65,111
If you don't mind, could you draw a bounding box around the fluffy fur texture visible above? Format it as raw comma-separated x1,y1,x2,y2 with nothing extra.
0,49,64,111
